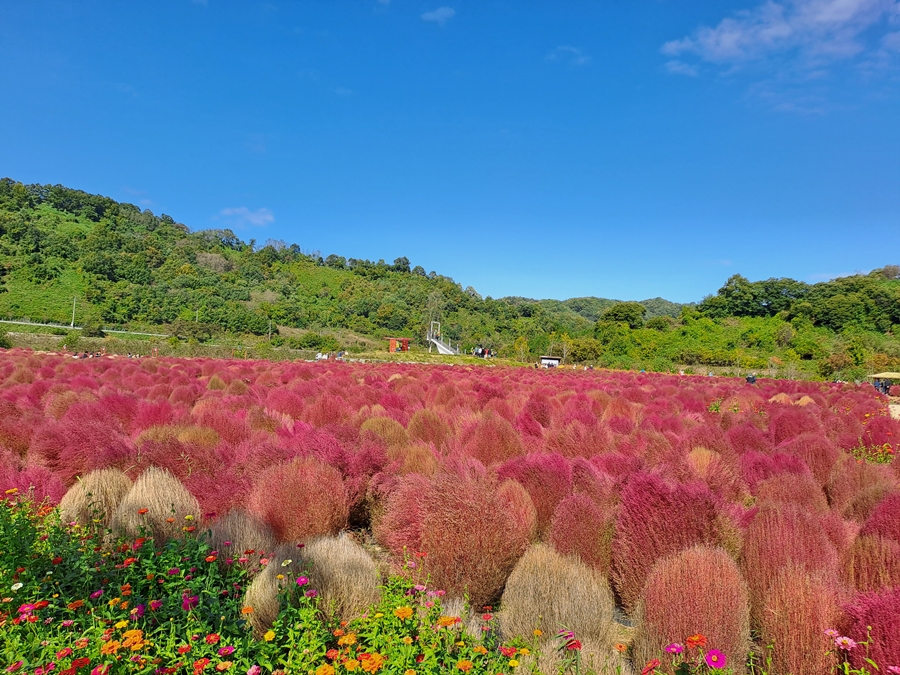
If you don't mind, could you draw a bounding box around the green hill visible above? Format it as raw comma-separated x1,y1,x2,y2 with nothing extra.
1,177,899,379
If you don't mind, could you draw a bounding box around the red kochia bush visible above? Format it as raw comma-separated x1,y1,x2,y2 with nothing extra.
497,452,571,538
612,472,727,612
741,505,839,629
374,464,534,607
633,546,751,675
549,493,616,578
760,568,839,675
776,432,841,487
459,411,523,466
247,456,349,542
839,587,900,670
859,492,900,546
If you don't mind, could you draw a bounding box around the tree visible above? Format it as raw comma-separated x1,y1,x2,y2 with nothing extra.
601,302,646,329
513,335,530,362
392,257,411,273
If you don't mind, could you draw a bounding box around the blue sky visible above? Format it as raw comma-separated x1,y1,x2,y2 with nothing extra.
2,1,899,303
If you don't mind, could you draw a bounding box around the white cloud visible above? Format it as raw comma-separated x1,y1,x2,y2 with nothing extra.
219,207,274,227
665,59,699,76
883,30,900,49
663,0,900,69
421,7,455,25
546,45,591,66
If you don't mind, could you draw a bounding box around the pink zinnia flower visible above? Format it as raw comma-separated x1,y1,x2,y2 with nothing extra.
834,636,857,651
305,589,318,598
246,667,261,675
705,650,727,669
296,576,309,586
150,600,163,611
665,643,684,654
182,593,199,611
89,589,103,599
218,647,235,657
6,663,24,674
824,629,839,638
885,667,900,674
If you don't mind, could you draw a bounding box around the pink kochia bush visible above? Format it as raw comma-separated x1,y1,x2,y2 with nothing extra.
497,452,572,538
839,587,900,670
612,472,729,612
374,461,535,607
247,456,349,542
633,546,751,675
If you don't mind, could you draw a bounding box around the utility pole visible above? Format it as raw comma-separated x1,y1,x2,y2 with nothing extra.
71,297,76,328
268,320,272,342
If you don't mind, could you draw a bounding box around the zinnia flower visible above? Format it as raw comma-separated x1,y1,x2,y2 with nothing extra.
834,636,857,651
218,647,235,656
824,629,840,638
6,662,23,673
455,661,473,673
686,634,707,649
614,643,628,653
215,663,232,672
246,667,261,675
89,589,103,599
641,659,661,675
182,594,199,611
705,650,727,669
665,643,683,654
394,606,414,620
296,576,309,586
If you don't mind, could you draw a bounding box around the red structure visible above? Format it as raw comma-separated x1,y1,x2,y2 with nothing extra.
386,337,411,353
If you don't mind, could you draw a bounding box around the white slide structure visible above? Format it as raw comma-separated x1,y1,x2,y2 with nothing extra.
427,321,460,355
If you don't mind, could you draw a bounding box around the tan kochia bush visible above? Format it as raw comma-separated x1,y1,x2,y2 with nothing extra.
759,567,839,675
500,544,615,648
243,534,381,637
110,466,200,543
633,546,751,675
360,416,409,449
526,641,633,675
841,534,900,593
204,508,278,572
58,468,132,529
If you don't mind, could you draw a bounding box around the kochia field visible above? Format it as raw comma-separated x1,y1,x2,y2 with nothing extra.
1,349,899,674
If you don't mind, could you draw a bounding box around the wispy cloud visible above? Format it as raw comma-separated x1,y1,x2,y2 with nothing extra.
218,207,274,227
421,7,455,25
546,45,591,66
664,59,699,76
663,0,900,73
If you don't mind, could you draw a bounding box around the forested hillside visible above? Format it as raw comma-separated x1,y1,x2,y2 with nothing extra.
1,178,899,378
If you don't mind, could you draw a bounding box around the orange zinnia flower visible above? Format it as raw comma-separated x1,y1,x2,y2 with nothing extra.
100,640,121,655
455,661,473,673
393,606,414,621
686,634,707,649
241,606,254,614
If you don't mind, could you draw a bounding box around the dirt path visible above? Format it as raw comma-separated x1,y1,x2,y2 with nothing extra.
891,404,900,420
